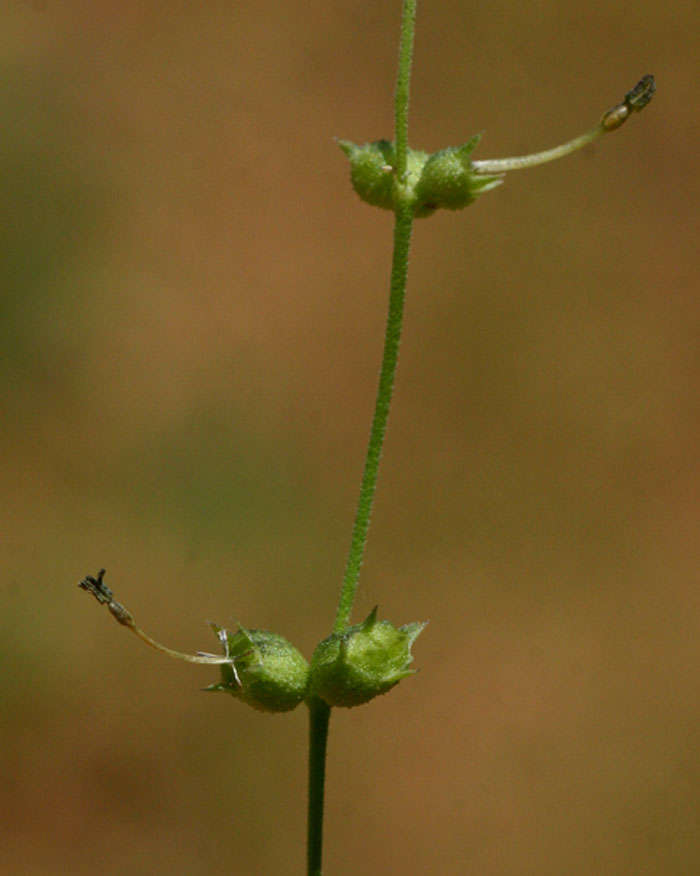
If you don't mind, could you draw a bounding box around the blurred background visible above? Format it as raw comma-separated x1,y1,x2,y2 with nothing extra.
1,0,698,873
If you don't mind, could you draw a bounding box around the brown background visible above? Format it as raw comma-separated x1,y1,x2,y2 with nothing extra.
1,1,698,873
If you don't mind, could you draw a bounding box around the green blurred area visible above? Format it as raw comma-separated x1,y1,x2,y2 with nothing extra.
1,1,698,873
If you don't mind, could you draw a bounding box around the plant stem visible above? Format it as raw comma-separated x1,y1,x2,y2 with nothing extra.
307,697,331,876
332,205,414,633
333,0,418,635
307,3,417,871
394,0,417,179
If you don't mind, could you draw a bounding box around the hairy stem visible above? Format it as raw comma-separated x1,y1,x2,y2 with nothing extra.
333,204,414,633
333,0,418,634
308,4,418,872
394,0,417,179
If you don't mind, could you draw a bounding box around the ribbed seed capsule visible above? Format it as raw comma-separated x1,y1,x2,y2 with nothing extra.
337,139,397,211
310,608,426,708
206,625,310,713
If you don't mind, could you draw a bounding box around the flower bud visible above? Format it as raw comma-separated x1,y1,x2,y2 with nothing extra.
309,608,426,708
413,135,503,216
206,625,309,713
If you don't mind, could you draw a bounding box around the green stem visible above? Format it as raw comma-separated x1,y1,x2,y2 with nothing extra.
333,205,414,634
307,698,331,876
307,3,417,872
394,0,417,179
333,0,417,635
307,200,414,862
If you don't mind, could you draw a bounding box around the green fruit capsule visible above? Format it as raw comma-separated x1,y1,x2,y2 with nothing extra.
206,625,310,713
338,139,397,211
339,136,502,217
309,608,426,708
414,134,503,216
338,139,432,213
